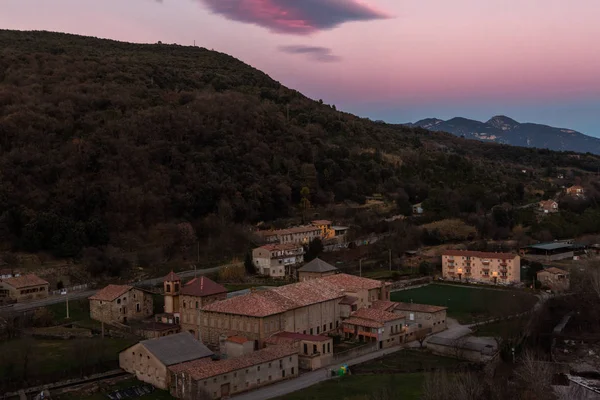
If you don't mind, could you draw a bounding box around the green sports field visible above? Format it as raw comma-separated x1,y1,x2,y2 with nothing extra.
391,284,537,324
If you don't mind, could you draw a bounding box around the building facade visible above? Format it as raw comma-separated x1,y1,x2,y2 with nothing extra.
0,274,49,302
297,258,338,281
311,220,334,240
342,307,405,349
119,332,214,390
265,332,333,371
538,200,559,214
252,244,304,279
169,345,299,400
537,267,570,292
89,285,154,324
375,301,447,334
179,276,228,340
441,251,521,284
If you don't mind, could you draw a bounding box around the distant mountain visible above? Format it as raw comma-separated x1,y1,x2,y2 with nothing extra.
405,115,600,154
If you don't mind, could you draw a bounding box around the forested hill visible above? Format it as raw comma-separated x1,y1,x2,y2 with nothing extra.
0,30,599,258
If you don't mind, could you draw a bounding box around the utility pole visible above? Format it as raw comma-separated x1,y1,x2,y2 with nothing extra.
65,290,70,319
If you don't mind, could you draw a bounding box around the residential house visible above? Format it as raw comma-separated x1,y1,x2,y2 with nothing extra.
252,243,304,279
265,332,333,371
297,258,338,281
373,301,447,334
180,276,228,340
539,200,559,214
537,267,570,292
0,269,17,279
119,332,214,390
412,203,424,215
0,274,49,302
342,307,405,349
257,226,322,246
311,220,334,240
566,185,585,196
89,284,153,324
441,250,521,284
169,345,299,400
199,274,390,348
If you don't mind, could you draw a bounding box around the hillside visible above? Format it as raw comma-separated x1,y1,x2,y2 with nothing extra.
405,115,600,154
1,30,600,265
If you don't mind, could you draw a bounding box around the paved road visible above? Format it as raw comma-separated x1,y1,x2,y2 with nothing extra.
231,345,406,400
2,266,222,313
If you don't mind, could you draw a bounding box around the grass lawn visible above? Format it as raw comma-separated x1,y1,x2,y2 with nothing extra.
46,298,101,329
57,378,175,400
352,349,465,373
473,316,528,337
275,373,424,400
391,284,537,324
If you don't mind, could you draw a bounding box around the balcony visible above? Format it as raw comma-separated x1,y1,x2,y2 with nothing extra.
447,265,454,269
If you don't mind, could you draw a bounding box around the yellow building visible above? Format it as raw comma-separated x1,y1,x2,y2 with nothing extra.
442,250,520,284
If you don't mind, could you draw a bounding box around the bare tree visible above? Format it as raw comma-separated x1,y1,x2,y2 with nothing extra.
415,328,429,348
514,350,556,400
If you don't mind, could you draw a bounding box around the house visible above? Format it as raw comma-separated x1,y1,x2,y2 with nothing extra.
169,345,299,400
538,200,559,214
89,284,153,324
441,250,521,284
0,274,49,302
221,336,255,359
373,301,448,334
257,226,322,246
264,331,333,371
297,258,338,281
566,185,585,196
179,276,227,340
0,269,17,279
342,307,405,349
252,243,304,279
412,203,424,215
199,274,391,348
119,332,214,390
311,220,334,240
537,267,570,292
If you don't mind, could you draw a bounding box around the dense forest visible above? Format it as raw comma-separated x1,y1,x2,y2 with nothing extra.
1,30,600,263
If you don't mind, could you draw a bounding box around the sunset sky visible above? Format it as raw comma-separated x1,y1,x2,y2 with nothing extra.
2,0,600,135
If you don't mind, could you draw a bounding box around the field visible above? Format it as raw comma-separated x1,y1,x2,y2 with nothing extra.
352,349,466,373
391,284,537,324
275,373,424,400
472,316,528,337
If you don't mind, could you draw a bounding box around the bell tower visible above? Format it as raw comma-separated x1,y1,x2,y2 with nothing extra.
163,271,181,317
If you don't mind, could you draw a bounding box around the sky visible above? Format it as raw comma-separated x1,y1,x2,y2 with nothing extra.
2,0,600,135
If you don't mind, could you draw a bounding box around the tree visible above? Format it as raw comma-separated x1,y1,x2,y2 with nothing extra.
419,261,433,276
415,328,429,348
300,187,311,223
244,252,255,275
305,238,323,262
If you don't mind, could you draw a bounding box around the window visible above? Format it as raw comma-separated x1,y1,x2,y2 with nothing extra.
268,363,272,368
323,324,326,331
257,379,261,384
117,299,121,304
123,297,126,301
183,301,186,309
316,327,320,334
310,328,313,335
269,376,272,381
204,381,207,386
322,344,326,353
136,303,141,312
313,345,317,353
132,352,135,356
291,367,295,374
336,321,339,328
196,301,199,308
166,284,171,292
234,372,237,378
330,323,332,330
257,366,260,371
327,343,331,353
213,378,216,383
224,375,227,380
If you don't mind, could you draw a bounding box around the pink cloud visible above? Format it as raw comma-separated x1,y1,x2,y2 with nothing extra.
197,0,390,35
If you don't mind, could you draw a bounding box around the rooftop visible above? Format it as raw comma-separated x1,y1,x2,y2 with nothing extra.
339,295,358,305
140,332,214,366
181,276,227,298
321,273,388,291
538,267,569,275
2,274,48,289
343,317,384,329
297,258,338,273
391,302,448,313
370,300,399,312
351,307,404,324
170,345,298,380
226,335,251,344
443,250,517,260
311,220,332,226
527,243,573,251
163,271,180,282
88,284,132,302
259,243,303,252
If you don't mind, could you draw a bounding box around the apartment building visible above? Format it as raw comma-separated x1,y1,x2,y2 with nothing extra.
441,250,520,284
252,243,304,278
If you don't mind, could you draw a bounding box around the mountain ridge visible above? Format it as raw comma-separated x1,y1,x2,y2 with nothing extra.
405,116,600,154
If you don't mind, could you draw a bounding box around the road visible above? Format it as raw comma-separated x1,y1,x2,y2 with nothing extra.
2,266,222,313
231,345,406,400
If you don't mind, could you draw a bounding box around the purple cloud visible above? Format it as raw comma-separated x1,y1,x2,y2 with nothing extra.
197,0,391,35
279,45,341,62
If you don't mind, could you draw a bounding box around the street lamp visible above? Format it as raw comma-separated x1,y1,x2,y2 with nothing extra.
457,268,463,281
492,271,498,285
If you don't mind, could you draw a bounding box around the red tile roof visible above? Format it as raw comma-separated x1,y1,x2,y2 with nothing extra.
259,243,303,252
2,274,48,289
339,295,358,305
226,335,251,344
442,250,517,260
392,302,447,313
343,317,384,329
311,220,332,226
88,284,132,302
371,300,398,312
321,273,387,291
163,271,180,282
181,276,227,298
170,345,298,380
352,307,404,324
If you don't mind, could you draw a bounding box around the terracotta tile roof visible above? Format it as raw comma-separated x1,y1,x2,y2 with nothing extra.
538,267,568,275
181,276,227,298
2,274,48,289
392,302,448,313
273,331,330,342
320,273,386,291
163,271,180,282
442,250,517,260
259,243,303,252
88,284,132,301
226,335,251,344
371,300,398,312
339,295,358,305
169,345,298,380
201,278,344,317
311,220,332,225
352,307,404,323
343,317,383,329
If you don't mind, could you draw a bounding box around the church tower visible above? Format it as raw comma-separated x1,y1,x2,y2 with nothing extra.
163,271,181,320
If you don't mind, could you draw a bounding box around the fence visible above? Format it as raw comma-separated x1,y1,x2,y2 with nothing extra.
50,283,89,296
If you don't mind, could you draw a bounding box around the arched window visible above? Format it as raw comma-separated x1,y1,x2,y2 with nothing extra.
196,301,199,309
183,301,186,308
166,284,171,293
